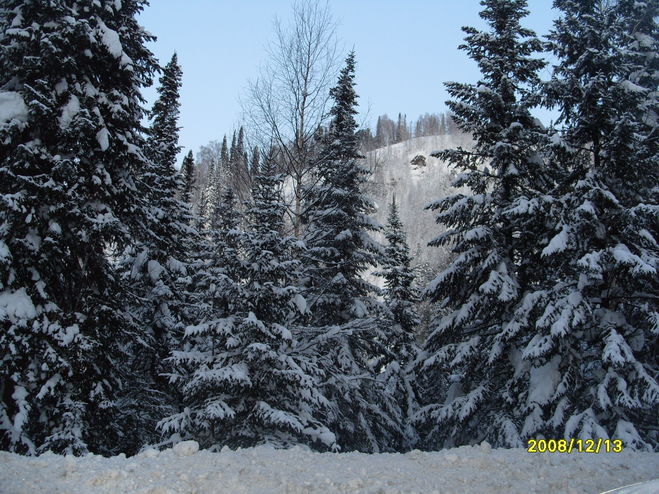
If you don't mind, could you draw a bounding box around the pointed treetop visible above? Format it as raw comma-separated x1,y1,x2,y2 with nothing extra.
326,51,360,158
148,52,183,171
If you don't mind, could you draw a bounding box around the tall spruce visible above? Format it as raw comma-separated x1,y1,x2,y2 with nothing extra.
0,0,157,455
250,146,260,177
118,52,195,452
159,178,244,449
158,193,243,449
231,126,250,201
377,195,421,448
416,0,553,448
302,52,406,452
145,53,182,169
534,0,658,450
221,134,229,168
303,52,381,326
200,134,236,229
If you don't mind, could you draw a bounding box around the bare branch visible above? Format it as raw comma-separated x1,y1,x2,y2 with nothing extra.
242,0,342,236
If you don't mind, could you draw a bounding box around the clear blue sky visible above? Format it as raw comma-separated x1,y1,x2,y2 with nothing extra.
138,1,558,164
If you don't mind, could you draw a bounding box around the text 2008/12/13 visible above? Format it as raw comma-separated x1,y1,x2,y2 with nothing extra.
527,439,624,453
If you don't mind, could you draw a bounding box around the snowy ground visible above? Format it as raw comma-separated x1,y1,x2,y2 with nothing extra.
1,442,658,494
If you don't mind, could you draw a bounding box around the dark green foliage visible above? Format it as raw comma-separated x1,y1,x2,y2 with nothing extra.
379,197,421,335
146,53,182,171
0,0,157,455
118,52,197,453
531,0,659,450
181,150,196,205
303,52,378,326
162,159,335,451
416,0,553,449
377,196,421,447
301,52,409,452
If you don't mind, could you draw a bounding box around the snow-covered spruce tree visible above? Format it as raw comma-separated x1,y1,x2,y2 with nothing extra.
0,0,157,455
229,126,251,201
189,183,246,361
118,52,197,452
415,0,554,449
208,185,243,285
161,158,335,451
181,150,196,205
221,134,229,168
377,195,421,448
532,0,658,450
301,52,407,452
379,196,421,336
250,146,260,178
145,53,182,174
198,138,231,230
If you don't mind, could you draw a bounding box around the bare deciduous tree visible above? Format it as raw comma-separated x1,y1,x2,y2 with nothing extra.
243,0,340,236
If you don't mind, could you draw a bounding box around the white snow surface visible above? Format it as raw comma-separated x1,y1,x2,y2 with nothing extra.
59,94,80,129
97,20,123,59
1,442,657,494
0,288,37,321
96,127,110,151
366,136,472,268
0,91,28,123
147,260,164,282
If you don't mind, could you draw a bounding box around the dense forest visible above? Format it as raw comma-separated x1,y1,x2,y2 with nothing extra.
0,0,657,457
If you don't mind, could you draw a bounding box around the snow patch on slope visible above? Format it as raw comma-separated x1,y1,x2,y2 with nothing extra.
366,134,472,269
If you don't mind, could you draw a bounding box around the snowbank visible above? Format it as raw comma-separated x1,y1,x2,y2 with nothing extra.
1,442,657,494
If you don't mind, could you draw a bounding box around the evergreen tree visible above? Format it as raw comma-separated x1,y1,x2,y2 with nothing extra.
159,179,244,449
380,196,421,335
0,0,157,455
236,127,246,164
303,53,380,326
415,0,552,449
118,51,195,452
202,157,222,227
375,116,383,146
250,146,260,177
145,53,182,170
377,195,421,448
162,159,334,451
533,0,659,450
230,126,251,201
181,150,196,205
209,186,243,281
199,138,230,230
302,52,406,452
229,130,237,166
395,113,409,142
196,186,210,231
221,134,229,168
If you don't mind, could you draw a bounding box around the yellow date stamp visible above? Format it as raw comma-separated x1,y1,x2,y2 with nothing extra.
527,438,624,453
